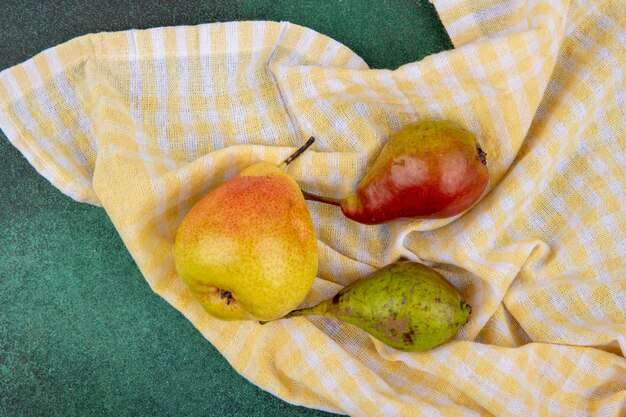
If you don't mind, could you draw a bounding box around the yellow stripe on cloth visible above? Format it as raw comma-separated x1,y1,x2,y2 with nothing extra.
1,1,625,415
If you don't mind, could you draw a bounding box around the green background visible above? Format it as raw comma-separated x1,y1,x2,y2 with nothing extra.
0,1,451,416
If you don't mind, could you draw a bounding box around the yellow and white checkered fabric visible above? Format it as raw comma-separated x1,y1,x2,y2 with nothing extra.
1,0,624,415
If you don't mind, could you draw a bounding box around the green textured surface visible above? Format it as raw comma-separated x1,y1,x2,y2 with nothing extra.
0,1,452,416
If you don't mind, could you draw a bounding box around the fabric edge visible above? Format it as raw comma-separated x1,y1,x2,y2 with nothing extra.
0,109,101,206
430,0,482,48
0,34,100,205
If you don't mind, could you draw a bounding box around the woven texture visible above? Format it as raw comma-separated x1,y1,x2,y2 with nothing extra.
1,0,624,415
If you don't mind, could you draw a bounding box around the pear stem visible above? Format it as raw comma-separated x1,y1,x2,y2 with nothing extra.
280,136,315,168
258,300,330,325
301,190,343,207
281,307,316,319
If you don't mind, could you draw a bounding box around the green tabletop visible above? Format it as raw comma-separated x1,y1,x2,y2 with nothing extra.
0,1,451,416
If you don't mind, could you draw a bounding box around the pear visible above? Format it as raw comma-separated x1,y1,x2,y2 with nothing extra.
303,120,489,224
174,138,318,321
267,261,471,352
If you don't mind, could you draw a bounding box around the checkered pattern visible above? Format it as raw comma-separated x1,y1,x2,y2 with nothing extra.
1,1,624,415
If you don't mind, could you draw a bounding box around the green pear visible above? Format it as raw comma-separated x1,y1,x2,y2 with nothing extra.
174,138,318,321
268,261,471,351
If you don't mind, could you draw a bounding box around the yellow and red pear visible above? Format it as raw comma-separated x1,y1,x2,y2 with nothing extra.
303,120,489,224
174,139,318,321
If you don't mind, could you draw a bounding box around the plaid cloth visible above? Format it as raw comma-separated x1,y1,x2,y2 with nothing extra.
1,0,624,415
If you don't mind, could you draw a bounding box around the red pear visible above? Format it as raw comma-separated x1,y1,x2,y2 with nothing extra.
303,120,489,224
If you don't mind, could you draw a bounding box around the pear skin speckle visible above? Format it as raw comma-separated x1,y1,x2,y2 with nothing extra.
174,162,318,321
282,261,471,352
340,120,489,224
